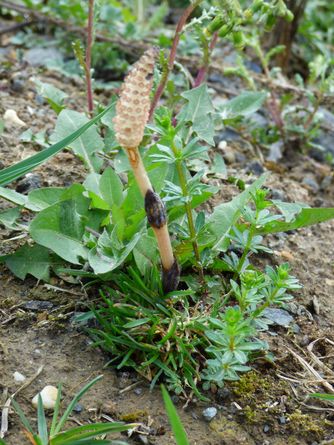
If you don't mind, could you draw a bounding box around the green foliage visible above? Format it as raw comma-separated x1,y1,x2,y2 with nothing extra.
161,386,190,445
310,393,334,403
10,376,133,445
1,0,334,400
0,104,114,186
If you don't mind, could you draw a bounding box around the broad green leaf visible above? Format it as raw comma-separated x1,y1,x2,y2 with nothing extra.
257,207,334,234
168,187,218,223
133,233,159,275
27,187,66,211
0,439,7,445
220,91,268,119
0,186,27,206
0,103,114,186
29,197,89,264
100,97,117,129
0,244,53,281
88,232,141,274
208,174,267,251
33,78,68,114
0,207,22,230
99,167,123,207
179,84,215,145
161,385,190,445
83,173,110,210
272,200,309,223
50,110,104,172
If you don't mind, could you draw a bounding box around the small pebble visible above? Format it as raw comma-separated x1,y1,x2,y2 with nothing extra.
23,300,53,311
279,416,287,425
16,173,42,194
202,407,217,422
302,177,319,194
134,388,142,396
218,142,236,164
32,385,58,410
13,371,26,383
73,403,84,413
3,109,27,127
291,323,301,334
270,188,285,201
320,175,332,191
171,395,179,404
262,308,294,327
263,424,270,433
10,77,25,94
217,387,231,402
246,160,264,176
138,435,149,445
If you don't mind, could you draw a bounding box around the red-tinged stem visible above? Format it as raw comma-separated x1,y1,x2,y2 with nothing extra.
86,0,94,115
193,31,218,87
149,0,203,120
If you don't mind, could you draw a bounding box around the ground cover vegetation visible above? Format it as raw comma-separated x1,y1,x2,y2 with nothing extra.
0,0,334,443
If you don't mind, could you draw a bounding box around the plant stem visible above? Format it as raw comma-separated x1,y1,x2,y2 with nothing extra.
86,0,94,115
171,143,204,282
253,42,287,150
149,0,203,120
193,31,218,87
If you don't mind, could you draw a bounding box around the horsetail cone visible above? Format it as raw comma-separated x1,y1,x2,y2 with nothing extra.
113,48,180,294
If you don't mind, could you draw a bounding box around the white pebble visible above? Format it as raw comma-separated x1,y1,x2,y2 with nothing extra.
3,109,27,127
13,371,26,383
32,385,58,410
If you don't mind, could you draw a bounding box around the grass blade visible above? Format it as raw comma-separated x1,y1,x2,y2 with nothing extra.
161,385,190,445
310,393,334,402
11,398,34,434
53,375,103,435
37,395,48,445
50,383,62,437
0,104,114,187
51,423,135,445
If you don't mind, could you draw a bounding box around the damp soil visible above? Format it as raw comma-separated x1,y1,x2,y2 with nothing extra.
1,30,334,445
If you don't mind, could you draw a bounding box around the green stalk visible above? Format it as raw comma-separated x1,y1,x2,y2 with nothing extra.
171,142,204,282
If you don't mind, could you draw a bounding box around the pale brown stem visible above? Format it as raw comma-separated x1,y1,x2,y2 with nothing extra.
125,146,175,275
126,147,152,195
153,226,174,271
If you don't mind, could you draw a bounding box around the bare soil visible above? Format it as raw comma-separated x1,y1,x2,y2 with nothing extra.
1,29,334,445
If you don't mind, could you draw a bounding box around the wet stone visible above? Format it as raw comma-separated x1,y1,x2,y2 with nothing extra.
245,160,264,176
263,424,270,433
270,188,285,201
217,387,232,402
73,403,84,413
23,47,63,67
23,300,53,311
262,308,294,327
302,177,319,194
10,77,25,93
279,416,287,425
16,173,42,194
203,407,218,422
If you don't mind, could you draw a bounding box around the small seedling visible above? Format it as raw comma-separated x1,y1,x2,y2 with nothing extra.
9,376,134,445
